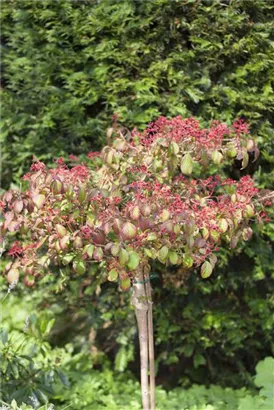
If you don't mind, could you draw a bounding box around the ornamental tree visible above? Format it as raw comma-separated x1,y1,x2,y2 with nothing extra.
1,116,272,410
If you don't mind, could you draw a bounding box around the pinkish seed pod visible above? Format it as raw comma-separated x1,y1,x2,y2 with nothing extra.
56,224,67,238
3,191,13,203
138,217,151,232
93,231,106,245
130,206,140,221
121,222,137,240
246,139,255,152
141,204,151,217
73,237,83,249
24,275,35,287
93,247,104,261
14,199,24,214
7,269,19,284
113,218,122,235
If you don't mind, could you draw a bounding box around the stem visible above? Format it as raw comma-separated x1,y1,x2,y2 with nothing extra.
132,267,150,410
145,277,156,410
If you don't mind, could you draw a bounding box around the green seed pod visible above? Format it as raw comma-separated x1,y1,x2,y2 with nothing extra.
51,180,63,195
108,268,119,282
182,255,193,268
211,150,223,165
73,237,83,249
219,218,228,233
78,186,86,203
93,247,104,261
73,259,86,275
56,224,67,238
180,153,193,176
169,250,179,265
158,246,169,262
127,252,140,270
226,143,237,158
111,244,120,256
201,261,213,279
119,248,129,266
130,206,140,221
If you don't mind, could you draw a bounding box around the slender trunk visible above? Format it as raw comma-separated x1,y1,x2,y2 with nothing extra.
145,278,155,410
132,267,150,410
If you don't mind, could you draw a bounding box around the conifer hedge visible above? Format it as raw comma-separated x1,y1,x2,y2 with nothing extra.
1,0,273,386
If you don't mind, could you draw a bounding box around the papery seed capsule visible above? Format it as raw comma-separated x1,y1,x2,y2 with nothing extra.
159,209,170,222
114,139,127,151
14,199,24,214
119,248,129,266
56,224,67,238
130,206,140,221
201,261,213,279
246,139,255,152
226,143,237,158
24,275,35,287
219,218,228,233
93,231,106,245
106,127,113,139
158,246,169,262
243,204,255,218
93,247,104,261
7,269,19,284
211,150,223,165
73,259,86,275
108,268,118,282
141,204,151,217
242,227,253,241
113,218,122,235
4,191,13,203
111,244,120,256
32,194,46,209
60,235,70,250
106,150,114,165
182,255,193,268
138,217,151,232
78,186,86,203
121,222,137,240
73,237,83,249
180,153,193,176
169,250,179,265
51,180,63,195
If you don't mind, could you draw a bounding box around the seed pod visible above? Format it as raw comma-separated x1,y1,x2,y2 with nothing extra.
60,235,70,250
127,252,140,270
173,224,181,235
73,237,83,249
243,204,255,218
14,199,24,214
138,217,151,232
130,206,140,221
78,186,86,203
119,248,129,266
113,138,127,151
113,218,122,235
93,247,104,261
106,127,113,139
182,255,193,268
56,224,67,238
120,277,131,291
211,150,223,165
108,268,119,282
111,244,120,256
32,194,46,209
161,221,174,233
3,191,13,203
93,231,106,245
169,250,179,265
121,222,137,240
170,141,179,155
180,153,193,176
7,269,19,284
83,244,95,258
73,259,86,275
106,150,114,165
246,139,255,152
201,261,213,279
158,246,169,262
159,209,170,223
141,204,151,217
51,180,63,195
219,218,228,233
24,275,35,287
226,143,237,158
242,227,253,241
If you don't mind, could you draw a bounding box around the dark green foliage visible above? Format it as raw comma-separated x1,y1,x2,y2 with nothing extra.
1,292,273,409
1,0,274,391
1,0,274,187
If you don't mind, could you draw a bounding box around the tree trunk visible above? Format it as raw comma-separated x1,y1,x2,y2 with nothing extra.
132,267,150,410
145,278,155,410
